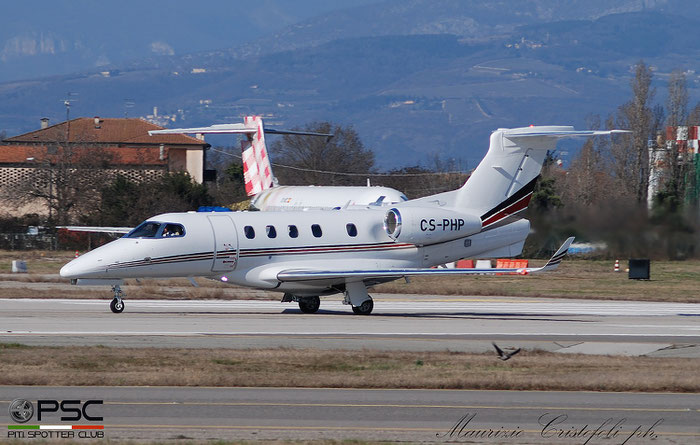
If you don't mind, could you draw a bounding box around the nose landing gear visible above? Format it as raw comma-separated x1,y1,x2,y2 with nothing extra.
110,285,125,313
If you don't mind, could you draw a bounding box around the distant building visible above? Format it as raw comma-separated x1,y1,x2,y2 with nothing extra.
648,126,700,209
0,117,209,216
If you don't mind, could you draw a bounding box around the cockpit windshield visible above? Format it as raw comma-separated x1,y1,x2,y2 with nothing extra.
125,221,185,238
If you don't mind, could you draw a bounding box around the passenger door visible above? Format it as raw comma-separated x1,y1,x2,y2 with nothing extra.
207,215,239,272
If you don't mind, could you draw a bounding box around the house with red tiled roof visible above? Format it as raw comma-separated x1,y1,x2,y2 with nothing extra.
1,117,209,181
0,117,209,217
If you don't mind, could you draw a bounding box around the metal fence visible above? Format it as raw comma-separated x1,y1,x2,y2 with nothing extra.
0,233,57,250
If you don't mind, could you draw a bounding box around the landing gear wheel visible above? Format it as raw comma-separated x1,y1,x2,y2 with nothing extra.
110,298,124,313
352,298,374,315
298,296,320,314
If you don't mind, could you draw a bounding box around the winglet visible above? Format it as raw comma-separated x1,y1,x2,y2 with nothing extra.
524,236,575,274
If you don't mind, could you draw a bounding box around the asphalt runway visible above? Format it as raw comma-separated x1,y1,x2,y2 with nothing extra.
1,386,698,442
1,296,699,356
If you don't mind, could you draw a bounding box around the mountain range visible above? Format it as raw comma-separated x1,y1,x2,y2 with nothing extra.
1,0,699,168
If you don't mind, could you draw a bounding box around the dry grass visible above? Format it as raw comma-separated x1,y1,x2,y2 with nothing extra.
2,250,700,302
374,259,700,302
0,344,697,392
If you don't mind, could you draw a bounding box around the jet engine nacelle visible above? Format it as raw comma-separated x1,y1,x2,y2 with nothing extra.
383,207,482,245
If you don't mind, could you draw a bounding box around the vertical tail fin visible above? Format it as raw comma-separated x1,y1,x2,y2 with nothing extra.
453,126,628,227
241,116,274,196
148,117,329,197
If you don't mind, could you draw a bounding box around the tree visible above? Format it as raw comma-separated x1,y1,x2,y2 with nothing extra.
688,102,700,126
4,141,115,225
666,69,688,128
611,61,655,204
269,122,375,186
0,130,6,141
202,146,249,207
663,69,692,208
90,172,213,227
560,115,614,207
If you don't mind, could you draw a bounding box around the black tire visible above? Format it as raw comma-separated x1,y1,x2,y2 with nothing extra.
352,298,373,315
298,296,320,314
110,298,124,313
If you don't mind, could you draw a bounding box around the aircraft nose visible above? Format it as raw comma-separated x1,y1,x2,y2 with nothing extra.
60,255,102,279
59,258,82,279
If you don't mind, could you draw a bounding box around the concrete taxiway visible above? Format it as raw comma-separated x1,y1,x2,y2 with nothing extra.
1,386,698,442
1,296,699,356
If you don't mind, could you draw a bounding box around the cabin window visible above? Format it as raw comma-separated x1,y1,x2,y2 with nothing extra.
311,224,322,238
244,226,255,239
266,225,277,238
126,221,161,238
346,223,358,237
288,225,299,238
161,223,185,237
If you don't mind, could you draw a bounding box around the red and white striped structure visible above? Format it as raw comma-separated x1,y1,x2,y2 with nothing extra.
666,126,700,155
241,116,274,196
149,116,333,199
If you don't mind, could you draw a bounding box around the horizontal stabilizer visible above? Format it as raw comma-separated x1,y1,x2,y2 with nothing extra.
149,123,253,135
149,123,333,138
504,128,630,139
277,237,574,282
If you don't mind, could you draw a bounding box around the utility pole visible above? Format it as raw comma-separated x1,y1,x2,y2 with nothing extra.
124,99,135,118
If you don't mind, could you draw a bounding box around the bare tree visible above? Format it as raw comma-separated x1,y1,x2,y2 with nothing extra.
688,102,700,126
666,69,688,127
5,139,114,225
662,69,692,207
610,61,655,204
269,122,375,186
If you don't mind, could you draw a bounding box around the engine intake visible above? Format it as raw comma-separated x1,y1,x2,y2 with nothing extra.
384,207,482,245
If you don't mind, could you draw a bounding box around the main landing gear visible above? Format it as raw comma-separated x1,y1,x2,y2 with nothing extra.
282,293,321,314
344,281,374,315
351,298,373,315
282,281,375,315
109,285,125,313
298,296,321,314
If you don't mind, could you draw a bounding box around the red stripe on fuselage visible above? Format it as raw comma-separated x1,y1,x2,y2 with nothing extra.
481,194,532,228
239,242,414,257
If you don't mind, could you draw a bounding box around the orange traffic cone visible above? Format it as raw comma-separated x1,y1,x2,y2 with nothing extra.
74,250,79,258
614,259,620,272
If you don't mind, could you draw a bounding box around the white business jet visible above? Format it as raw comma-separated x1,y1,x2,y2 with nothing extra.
151,115,407,211
60,126,625,315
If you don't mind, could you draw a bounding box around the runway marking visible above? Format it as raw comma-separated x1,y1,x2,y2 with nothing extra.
3,331,700,338
92,424,700,437
99,401,697,412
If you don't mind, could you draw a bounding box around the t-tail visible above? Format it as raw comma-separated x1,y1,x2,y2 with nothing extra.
148,116,333,196
384,126,627,251
416,126,628,224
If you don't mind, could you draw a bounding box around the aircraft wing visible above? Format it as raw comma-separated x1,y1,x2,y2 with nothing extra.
57,226,133,234
277,237,574,282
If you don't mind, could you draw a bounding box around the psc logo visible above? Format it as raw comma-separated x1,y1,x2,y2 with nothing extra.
8,399,103,422
8,399,33,423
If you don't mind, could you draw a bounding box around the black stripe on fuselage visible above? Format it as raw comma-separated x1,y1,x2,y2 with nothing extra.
480,175,540,222
106,242,416,269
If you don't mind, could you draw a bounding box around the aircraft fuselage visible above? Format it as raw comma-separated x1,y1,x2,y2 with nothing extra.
60,209,529,295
